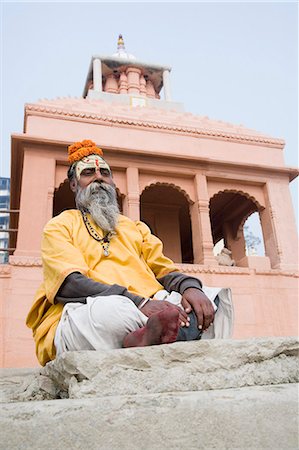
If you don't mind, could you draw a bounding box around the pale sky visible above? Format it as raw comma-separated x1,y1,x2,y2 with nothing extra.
1,1,298,229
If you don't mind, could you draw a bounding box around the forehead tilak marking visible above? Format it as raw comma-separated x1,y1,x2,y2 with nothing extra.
75,154,110,179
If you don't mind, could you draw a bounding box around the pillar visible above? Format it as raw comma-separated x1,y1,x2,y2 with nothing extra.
126,67,141,95
146,80,156,98
223,222,246,263
93,58,102,92
140,75,147,97
13,148,56,258
260,180,298,270
124,167,140,221
162,69,172,101
104,74,118,93
119,72,128,94
190,174,217,265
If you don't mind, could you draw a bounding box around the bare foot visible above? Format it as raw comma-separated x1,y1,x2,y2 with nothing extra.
123,308,180,348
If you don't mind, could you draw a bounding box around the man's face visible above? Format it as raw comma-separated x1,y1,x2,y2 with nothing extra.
70,155,114,192
77,166,114,190
70,155,119,232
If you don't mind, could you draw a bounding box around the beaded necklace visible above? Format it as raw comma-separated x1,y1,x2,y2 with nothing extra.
81,211,115,256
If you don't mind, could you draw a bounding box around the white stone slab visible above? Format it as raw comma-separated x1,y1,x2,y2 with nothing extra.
1,384,298,450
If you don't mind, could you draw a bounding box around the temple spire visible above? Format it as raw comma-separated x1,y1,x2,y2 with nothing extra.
112,34,136,60
85,36,175,104
117,34,125,52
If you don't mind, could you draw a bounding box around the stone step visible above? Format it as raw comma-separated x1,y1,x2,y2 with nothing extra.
1,384,298,449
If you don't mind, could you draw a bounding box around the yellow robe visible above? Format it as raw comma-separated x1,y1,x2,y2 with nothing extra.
26,210,178,365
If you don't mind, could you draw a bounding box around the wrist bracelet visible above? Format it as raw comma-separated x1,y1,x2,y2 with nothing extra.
138,297,150,310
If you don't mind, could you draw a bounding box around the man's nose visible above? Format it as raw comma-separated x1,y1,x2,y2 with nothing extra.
94,169,105,181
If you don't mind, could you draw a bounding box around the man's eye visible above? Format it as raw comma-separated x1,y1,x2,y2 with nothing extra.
100,169,110,176
82,169,95,176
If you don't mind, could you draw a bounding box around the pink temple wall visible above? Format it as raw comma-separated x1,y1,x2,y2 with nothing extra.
1,100,298,368
0,265,298,368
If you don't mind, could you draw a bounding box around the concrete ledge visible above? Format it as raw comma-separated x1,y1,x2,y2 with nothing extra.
1,337,298,403
1,384,298,449
1,337,298,449
43,337,299,399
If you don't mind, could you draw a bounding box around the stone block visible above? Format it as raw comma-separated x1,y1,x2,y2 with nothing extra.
1,337,298,449
1,384,298,449
41,337,298,399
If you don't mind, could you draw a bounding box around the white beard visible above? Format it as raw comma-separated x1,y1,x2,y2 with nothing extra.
75,182,119,232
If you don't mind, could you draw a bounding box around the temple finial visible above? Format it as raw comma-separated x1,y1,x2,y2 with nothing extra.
117,34,125,51
112,34,136,60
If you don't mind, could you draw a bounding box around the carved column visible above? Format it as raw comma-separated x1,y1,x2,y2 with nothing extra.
140,75,147,97
104,74,118,93
124,167,140,221
146,80,156,98
190,174,217,265
119,71,128,94
260,181,298,270
14,148,56,257
126,67,141,95
223,222,246,263
93,58,102,92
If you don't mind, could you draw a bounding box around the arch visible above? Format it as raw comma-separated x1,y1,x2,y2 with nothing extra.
141,182,193,205
140,183,193,263
210,189,263,211
209,190,263,243
209,189,264,266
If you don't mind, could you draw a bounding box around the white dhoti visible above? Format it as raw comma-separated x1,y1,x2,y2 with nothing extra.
54,287,234,356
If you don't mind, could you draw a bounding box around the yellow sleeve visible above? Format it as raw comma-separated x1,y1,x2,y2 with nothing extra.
42,213,89,303
135,221,179,279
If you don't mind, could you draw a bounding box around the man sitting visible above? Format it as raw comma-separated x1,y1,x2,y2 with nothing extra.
26,140,232,366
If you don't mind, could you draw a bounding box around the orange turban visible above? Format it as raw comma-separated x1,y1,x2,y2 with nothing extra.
68,140,103,163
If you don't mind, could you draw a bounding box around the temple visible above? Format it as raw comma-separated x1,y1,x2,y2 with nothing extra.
1,35,298,367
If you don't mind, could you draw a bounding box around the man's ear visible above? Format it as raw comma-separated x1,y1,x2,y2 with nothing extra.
70,179,77,193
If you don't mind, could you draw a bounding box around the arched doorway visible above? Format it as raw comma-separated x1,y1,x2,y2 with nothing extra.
209,190,264,265
140,183,193,263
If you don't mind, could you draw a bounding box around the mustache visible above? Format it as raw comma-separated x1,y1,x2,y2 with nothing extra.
88,181,113,193
75,181,117,210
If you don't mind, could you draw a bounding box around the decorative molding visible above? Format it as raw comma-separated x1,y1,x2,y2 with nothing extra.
210,189,262,210
176,264,250,275
176,263,298,277
48,187,55,197
9,256,42,266
197,200,210,213
127,194,140,205
25,102,285,148
0,265,11,276
2,260,297,276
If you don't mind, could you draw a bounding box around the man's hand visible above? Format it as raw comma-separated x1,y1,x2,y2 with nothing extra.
140,300,190,327
181,288,215,331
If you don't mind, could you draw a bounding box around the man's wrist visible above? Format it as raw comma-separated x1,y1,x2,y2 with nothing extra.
138,297,151,310
181,285,203,295
179,278,203,295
